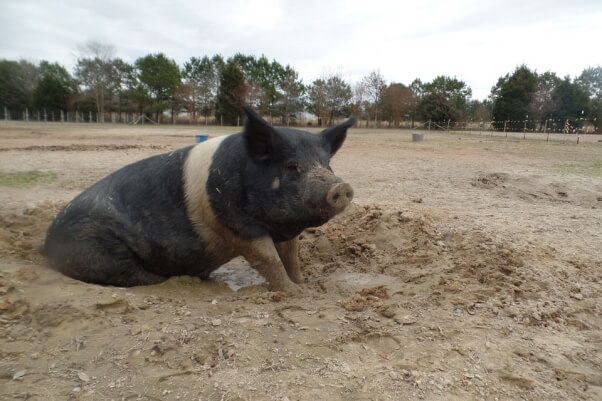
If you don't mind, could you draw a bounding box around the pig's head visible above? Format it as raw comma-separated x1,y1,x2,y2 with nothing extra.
242,107,355,241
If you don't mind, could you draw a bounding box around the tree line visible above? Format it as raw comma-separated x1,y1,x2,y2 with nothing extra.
0,42,600,131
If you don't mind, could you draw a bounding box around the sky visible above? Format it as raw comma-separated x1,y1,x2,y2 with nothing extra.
1,0,601,100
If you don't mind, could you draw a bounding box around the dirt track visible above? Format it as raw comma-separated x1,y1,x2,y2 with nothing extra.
0,122,601,400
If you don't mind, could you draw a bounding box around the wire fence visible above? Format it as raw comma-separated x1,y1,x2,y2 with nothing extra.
419,117,597,134
2,107,600,141
1,107,167,124
0,107,309,126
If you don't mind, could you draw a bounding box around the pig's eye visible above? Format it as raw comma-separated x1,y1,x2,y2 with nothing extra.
286,162,300,175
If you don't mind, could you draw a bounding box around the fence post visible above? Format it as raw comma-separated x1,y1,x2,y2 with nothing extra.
25,107,28,121
544,119,549,142
446,119,450,130
523,119,527,139
428,119,431,130
4,106,7,121
89,111,92,123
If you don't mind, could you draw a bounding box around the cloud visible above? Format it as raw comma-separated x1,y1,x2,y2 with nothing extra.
1,0,600,100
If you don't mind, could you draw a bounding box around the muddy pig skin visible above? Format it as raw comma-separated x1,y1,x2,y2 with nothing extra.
42,107,356,292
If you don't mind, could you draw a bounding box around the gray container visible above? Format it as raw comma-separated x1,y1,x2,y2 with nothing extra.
412,132,424,142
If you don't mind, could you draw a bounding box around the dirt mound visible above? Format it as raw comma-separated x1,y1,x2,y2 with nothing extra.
298,203,602,329
0,144,167,152
301,203,527,291
0,201,64,262
471,172,509,188
473,172,602,208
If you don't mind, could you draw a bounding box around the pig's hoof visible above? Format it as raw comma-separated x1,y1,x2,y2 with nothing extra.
289,272,303,284
270,281,302,294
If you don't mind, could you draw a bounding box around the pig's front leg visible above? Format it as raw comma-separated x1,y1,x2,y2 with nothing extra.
275,237,302,284
232,236,300,293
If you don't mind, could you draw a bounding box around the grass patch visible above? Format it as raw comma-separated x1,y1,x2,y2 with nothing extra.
0,170,58,187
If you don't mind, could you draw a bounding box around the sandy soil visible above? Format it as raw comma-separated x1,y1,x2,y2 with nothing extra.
0,122,600,401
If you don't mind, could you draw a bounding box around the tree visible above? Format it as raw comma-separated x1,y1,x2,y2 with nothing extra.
382,82,413,128
309,75,352,127
466,99,493,123
135,53,182,123
32,74,72,114
230,54,290,122
109,59,135,116
182,55,220,123
32,62,77,116
216,59,246,125
0,60,36,111
576,66,602,98
278,65,306,126
418,92,457,123
351,81,367,124
361,71,387,127
576,66,602,131
528,71,561,129
74,41,117,122
551,77,591,129
491,65,538,129
309,79,328,126
422,75,472,121
408,78,425,128
231,53,263,110
38,61,78,93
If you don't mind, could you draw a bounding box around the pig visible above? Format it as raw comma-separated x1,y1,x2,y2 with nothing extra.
42,107,355,292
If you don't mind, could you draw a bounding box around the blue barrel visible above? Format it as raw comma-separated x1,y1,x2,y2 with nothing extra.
195,134,209,143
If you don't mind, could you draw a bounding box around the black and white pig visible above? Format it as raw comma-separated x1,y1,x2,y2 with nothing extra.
42,107,355,292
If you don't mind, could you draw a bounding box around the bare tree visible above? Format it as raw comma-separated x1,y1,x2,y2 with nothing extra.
74,41,117,122
528,71,560,130
352,81,368,126
361,71,387,127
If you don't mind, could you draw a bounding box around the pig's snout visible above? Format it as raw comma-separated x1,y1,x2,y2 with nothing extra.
326,182,354,213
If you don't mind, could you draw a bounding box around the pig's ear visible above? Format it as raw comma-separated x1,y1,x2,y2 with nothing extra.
243,106,280,160
319,117,357,156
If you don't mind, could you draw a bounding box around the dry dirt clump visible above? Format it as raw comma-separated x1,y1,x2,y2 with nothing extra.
0,201,64,262
300,204,536,300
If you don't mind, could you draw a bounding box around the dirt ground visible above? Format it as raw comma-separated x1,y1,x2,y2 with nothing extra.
0,122,600,401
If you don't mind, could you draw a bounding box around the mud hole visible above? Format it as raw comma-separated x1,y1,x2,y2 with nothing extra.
0,124,600,400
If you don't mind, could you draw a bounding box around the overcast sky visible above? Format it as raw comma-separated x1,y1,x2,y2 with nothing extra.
1,0,601,99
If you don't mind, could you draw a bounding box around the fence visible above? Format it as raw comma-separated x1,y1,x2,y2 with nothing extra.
2,106,599,136
0,107,170,125
0,107,307,127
